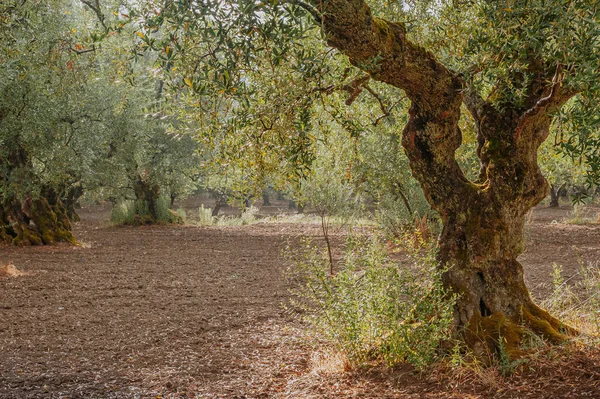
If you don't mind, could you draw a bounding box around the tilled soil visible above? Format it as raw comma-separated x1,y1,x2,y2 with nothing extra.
0,204,599,399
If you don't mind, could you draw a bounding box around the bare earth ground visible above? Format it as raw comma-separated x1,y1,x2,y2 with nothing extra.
1,202,599,399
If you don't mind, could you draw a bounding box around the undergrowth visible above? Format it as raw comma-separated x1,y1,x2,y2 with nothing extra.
541,260,600,346
198,205,214,226
564,204,599,224
285,233,456,370
111,197,182,225
196,205,260,226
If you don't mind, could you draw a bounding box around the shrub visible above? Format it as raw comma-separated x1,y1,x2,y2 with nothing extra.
110,200,136,225
286,234,456,370
154,196,174,223
111,196,182,225
175,208,187,222
198,205,215,226
374,191,431,236
565,204,598,224
240,205,259,225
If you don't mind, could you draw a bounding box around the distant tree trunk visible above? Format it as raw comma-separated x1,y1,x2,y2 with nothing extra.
262,190,271,206
392,182,413,216
170,192,177,208
548,183,565,208
133,177,161,223
212,194,228,217
288,199,304,213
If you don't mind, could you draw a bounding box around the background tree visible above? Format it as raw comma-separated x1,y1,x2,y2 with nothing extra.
0,0,97,245
539,135,588,207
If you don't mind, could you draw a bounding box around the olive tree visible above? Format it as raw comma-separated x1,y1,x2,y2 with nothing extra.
311,0,600,352
0,0,96,245
137,0,599,353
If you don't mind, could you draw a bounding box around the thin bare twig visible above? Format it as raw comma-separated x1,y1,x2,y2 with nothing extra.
80,0,109,33
69,44,96,55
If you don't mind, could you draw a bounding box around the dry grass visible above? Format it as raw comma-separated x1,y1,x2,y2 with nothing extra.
0,262,28,278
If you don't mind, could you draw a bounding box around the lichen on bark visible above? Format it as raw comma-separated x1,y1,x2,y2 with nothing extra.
0,195,77,246
0,146,78,246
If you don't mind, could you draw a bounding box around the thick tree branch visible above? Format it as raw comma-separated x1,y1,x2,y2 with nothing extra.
313,0,461,111
522,64,563,119
288,0,322,23
312,0,471,211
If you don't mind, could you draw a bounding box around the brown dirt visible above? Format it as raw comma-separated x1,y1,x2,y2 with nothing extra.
0,203,599,398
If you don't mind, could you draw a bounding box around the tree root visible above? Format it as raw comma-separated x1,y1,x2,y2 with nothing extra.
465,301,577,362
0,197,77,246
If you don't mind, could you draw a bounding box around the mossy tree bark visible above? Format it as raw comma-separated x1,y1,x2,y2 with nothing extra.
0,149,77,246
132,176,162,223
0,196,77,246
64,184,83,222
314,0,577,355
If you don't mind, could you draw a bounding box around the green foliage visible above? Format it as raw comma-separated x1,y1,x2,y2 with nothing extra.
135,0,600,212
110,196,181,226
539,125,589,205
175,208,187,222
352,117,432,233
301,166,358,223
286,235,456,370
497,336,528,376
556,97,600,187
0,0,106,203
110,200,137,225
0,0,201,230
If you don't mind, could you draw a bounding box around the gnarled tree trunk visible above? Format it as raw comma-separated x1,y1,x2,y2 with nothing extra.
0,144,77,246
132,177,162,223
0,196,77,246
548,183,566,207
315,0,576,356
